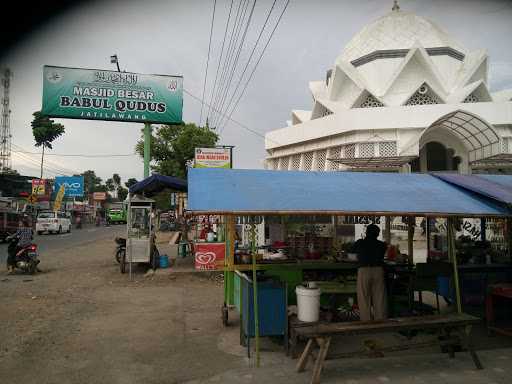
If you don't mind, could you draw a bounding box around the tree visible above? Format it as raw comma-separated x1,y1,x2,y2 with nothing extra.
117,186,128,201
112,173,121,198
79,170,103,194
136,122,218,179
125,178,138,189
31,111,65,179
105,178,115,195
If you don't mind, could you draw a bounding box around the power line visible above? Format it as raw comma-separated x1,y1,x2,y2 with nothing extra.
219,0,290,134
184,87,281,146
216,0,277,131
212,0,257,129
11,150,137,158
207,0,234,124
11,143,81,175
199,0,217,127
209,0,248,126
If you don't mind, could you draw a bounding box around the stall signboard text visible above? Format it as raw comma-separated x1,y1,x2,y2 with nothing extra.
194,148,231,169
32,179,46,196
42,66,183,124
195,243,225,270
54,176,84,197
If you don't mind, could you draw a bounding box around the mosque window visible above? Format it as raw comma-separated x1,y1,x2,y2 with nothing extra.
267,158,278,170
328,147,341,170
316,149,327,171
405,84,440,106
303,152,314,171
279,156,289,170
292,154,302,170
344,144,356,158
503,138,509,154
379,142,398,157
358,94,384,108
463,93,479,103
359,143,375,158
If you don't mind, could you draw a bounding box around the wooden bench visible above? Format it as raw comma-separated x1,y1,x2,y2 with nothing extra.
295,313,482,384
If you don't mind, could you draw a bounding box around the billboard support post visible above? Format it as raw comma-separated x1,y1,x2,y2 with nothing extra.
144,123,151,178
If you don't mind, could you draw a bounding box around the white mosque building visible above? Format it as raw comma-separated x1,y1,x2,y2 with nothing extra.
264,3,512,174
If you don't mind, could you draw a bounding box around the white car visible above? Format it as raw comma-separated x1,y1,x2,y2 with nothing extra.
36,211,71,235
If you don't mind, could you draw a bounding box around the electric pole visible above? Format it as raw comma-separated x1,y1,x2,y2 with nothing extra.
0,68,12,173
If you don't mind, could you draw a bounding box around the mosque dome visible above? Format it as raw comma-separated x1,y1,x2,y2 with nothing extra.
339,10,466,63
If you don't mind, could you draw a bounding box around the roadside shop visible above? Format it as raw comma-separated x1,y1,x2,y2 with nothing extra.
187,168,512,382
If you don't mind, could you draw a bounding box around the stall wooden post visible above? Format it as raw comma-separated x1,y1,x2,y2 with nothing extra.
508,218,512,262
385,216,392,244
448,217,463,314
407,216,415,264
249,221,260,367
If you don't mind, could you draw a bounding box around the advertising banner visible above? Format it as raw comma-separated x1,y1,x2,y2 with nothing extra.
93,192,107,201
42,65,183,124
54,176,84,197
194,148,231,169
194,243,225,270
53,184,65,211
32,179,46,196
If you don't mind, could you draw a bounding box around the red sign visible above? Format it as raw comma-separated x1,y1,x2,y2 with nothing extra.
194,243,225,270
92,192,107,201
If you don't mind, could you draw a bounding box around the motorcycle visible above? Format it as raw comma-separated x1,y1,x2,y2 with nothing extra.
75,216,82,229
6,235,40,274
114,236,126,265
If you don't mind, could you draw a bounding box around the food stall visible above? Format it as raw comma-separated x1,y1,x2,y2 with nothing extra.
127,174,188,279
187,168,512,365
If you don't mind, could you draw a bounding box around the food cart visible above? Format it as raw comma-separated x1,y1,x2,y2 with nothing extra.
125,174,188,279
187,168,512,369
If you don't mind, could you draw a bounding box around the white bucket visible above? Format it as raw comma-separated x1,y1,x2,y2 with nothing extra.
296,285,321,322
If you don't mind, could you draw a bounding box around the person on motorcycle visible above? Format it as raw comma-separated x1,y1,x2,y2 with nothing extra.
7,218,34,274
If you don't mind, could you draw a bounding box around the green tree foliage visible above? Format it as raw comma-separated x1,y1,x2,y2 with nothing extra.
79,170,103,193
31,111,65,179
136,123,218,179
105,178,115,193
125,178,138,189
117,186,128,201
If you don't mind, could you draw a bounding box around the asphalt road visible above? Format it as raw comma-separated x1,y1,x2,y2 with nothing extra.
0,224,125,266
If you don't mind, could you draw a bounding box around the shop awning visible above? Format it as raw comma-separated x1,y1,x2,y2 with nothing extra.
129,174,187,196
187,168,511,217
433,173,512,206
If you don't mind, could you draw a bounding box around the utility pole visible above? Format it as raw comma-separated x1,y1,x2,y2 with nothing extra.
0,68,12,173
110,55,151,178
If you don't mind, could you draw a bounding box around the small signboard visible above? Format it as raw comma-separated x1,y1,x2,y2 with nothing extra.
42,65,183,124
32,179,46,195
194,243,225,270
194,147,231,169
92,192,107,201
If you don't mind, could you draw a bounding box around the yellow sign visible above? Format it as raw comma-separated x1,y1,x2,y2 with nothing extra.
32,179,46,195
27,194,37,204
54,184,65,211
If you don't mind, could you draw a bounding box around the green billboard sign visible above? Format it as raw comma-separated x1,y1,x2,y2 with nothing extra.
42,65,183,124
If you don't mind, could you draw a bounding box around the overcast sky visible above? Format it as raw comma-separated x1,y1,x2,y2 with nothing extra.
1,0,511,184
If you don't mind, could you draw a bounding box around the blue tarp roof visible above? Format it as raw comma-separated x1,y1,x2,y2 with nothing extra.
433,174,512,206
129,174,187,196
187,168,511,217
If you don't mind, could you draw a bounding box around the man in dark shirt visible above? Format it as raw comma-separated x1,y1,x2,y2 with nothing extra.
353,224,388,321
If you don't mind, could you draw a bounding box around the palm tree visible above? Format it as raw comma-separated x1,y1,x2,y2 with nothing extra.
31,111,65,179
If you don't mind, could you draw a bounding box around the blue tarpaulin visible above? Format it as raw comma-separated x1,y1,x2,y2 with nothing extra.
187,168,511,216
433,174,512,206
129,174,187,196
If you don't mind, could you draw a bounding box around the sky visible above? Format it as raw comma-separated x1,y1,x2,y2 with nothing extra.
1,0,511,185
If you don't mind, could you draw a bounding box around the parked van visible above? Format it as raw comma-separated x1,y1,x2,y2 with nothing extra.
36,211,71,235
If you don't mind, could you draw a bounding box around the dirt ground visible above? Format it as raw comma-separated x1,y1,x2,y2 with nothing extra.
0,231,246,384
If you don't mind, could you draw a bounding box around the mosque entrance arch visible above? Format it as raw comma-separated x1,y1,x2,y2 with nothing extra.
417,110,501,173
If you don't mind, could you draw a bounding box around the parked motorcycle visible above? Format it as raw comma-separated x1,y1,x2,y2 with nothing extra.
114,236,126,265
6,235,40,274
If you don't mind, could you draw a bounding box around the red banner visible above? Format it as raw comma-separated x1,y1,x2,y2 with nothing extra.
194,243,225,270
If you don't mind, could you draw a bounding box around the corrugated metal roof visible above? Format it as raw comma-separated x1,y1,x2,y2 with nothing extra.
433,174,512,206
188,169,511,216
